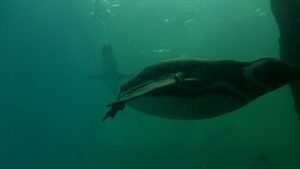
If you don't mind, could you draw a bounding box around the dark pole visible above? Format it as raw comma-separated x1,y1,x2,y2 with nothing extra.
270,0,300,117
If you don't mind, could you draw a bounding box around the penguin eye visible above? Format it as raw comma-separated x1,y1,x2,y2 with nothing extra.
174,72,184,83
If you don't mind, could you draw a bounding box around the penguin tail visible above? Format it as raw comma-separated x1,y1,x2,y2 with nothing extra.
102,102,125,121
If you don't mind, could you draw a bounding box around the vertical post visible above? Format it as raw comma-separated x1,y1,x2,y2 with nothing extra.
270,0,300,117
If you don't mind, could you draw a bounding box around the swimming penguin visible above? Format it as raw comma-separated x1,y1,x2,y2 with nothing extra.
103,58,300,121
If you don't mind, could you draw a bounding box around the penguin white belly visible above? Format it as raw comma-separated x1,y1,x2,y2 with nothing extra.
127,95,244,120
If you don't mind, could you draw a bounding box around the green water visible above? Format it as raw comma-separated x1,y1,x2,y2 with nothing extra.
1,0,299,169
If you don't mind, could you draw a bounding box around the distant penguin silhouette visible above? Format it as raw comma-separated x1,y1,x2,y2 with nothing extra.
87,44,132,94
251,153,277,169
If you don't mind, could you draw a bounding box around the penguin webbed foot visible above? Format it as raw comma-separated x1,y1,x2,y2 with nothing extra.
102,102,125,121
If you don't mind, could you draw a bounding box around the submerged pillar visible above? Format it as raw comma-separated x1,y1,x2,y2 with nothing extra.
270,0,300,117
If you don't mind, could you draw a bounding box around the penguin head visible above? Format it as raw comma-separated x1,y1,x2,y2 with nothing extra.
243,58,299,90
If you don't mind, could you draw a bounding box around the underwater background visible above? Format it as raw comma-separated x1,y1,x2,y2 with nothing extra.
1,0,300,169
